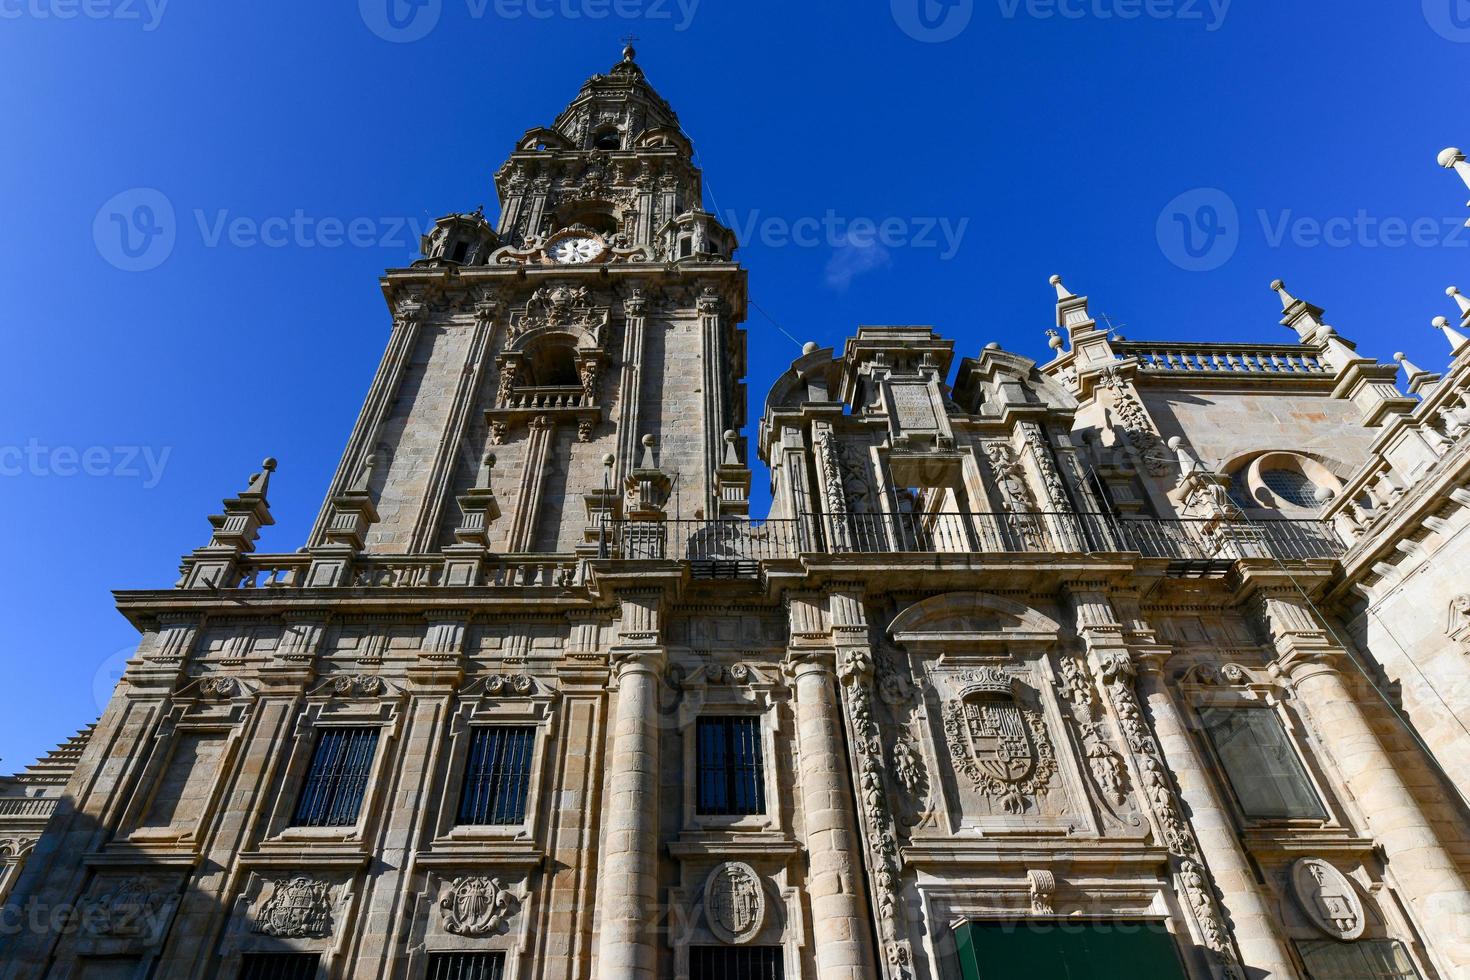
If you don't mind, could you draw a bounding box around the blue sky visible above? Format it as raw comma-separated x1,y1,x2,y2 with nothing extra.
1,0,1467,769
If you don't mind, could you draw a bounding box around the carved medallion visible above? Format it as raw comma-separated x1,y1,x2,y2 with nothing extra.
85,876,171,939
703,862,765,944
943,668,1055,814
252,876,333,938
440,875,517,936
1290,858,1365,941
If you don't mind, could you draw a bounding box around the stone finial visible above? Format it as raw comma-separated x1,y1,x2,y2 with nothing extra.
350,453,377,494
716,430,751,519
626,434,673,520
1449,286,1470,322
1046,329,1065,352
802,341,819,356
474,452,496,489
452,453,501,549
181,455,278,587
1441,147,1470,189
246,457,277,498
1049,274,1074,301
1270,278,1298,311
1434,316,1470,356
1394,352,1424,378
1167,436,1202,477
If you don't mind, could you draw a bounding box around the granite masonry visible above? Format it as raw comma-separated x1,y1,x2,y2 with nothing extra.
4,48,1470,980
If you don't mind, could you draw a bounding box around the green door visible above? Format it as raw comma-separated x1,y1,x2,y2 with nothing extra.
954,920,1190,979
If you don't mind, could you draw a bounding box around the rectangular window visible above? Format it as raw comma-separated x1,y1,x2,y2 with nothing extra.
1298,939,1422,980
689,946,784,980
457,726,535,826
291,726,380,827
239,953,320,980
953,921,1187,980
696,716,766,817
427,951,507,980
1200,706,1327,820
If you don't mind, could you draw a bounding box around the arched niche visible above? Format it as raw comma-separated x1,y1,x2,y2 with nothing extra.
888,591,1060,652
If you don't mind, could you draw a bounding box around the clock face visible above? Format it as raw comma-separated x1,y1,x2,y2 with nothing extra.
547,235,605,264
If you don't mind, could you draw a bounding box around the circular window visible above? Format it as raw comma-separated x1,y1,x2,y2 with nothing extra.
1261,468,1320,508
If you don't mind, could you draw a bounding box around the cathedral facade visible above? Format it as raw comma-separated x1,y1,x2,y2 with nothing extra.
4,49,1470,980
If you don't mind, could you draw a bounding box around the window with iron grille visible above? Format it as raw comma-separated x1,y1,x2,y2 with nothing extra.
427,951,507,980
239,952,320,980
696,716,766,816
291,726,380,827
1200,707,1327,820
1298,939,1421,979
1261,467,1322,508
457,726,535,826
689,945,784,980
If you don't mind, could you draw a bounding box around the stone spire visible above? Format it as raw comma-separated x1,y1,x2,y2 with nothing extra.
1434,316,1470,357
1050,274,1114,371
1440,147,1470,226
1438,286,1470,356
1271,278,1331,344
181,458,277,588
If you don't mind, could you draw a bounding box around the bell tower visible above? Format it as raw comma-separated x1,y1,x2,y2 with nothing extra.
307,45,748,563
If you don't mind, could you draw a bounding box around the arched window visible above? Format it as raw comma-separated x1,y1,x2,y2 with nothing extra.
524,342,579,388
593,128,621,151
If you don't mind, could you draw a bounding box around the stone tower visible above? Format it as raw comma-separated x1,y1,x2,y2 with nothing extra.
306,41,748,566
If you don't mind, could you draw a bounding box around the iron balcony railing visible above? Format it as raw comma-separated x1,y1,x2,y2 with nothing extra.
606,512,1344,565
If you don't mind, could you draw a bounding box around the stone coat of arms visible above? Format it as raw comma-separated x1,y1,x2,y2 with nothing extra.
440,875,517,936
703,862,765,944
251,876,333,939
943,668,1056,814
1290,858,1366,941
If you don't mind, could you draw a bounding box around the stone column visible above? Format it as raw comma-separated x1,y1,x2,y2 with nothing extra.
1136,653,1300,980
789,651,875,979
1257,589,1470,974
597,648,664,980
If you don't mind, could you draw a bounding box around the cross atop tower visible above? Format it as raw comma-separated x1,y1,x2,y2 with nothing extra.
621,34,639,61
